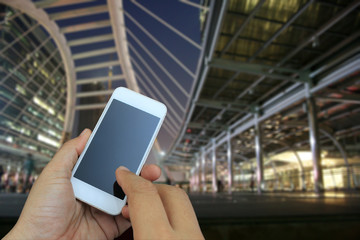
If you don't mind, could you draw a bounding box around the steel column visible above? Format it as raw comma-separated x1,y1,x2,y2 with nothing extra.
194,160,199,192
254,113,264,194
226,130,233,194
197,156,201,192
201,147,206,192
306,93,324,193
211,138,218,193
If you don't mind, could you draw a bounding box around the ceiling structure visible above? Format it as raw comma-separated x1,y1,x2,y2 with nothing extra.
165,0,360,179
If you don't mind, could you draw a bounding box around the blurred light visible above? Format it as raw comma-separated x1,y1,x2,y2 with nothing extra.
160,151,165,156
6,136,13,143
33,96,55,115
15,84,26,95
37,134,60,148
57,113,64,122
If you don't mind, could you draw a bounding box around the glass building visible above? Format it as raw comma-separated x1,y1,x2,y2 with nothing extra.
0,4,67,167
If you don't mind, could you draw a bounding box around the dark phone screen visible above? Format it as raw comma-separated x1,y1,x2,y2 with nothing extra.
74,99,160,199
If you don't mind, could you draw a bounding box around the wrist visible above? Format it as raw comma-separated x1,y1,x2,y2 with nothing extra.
4,219,36,240
4,227,26,240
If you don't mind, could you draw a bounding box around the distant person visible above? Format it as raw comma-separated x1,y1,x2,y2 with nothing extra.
8,174,16,193
23,153,34,193
217,179,224,192
250,172,255,192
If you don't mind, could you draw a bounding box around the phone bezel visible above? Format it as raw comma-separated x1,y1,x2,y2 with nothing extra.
71,87,167,215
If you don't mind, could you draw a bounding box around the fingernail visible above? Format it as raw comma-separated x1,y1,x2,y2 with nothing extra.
117,166,130,172
80,129,88,136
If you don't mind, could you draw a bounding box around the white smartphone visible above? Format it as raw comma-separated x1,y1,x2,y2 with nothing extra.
71,87,167,215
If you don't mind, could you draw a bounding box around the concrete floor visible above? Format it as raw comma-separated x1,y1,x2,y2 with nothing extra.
191,191,360,240
1,191,360,239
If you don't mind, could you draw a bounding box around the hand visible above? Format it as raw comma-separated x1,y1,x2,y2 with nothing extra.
5,129,161,240
116,167,204,240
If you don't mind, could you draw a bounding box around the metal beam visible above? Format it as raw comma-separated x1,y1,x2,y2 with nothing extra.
35,0,95,8
131,0,201,50
60,20,111,34
127,35,189,97
249,0,314,61
175,144,199,151
67,34,114,47
278,0,360,66
76,89,114,98
49,4,108,20
303,31,360,71
132,60,184,124
164,0,227,165
72,47,116,60
76,74,124,85
124,10,195,78
75,103,106,111
75,60,119,72
196,98,251,113
179,0,209,11
209,58,300,81
316,96,360,105
219,0,265,56
183,134,209,143
129,46,186,112
187,122,223,130
108,0,140,92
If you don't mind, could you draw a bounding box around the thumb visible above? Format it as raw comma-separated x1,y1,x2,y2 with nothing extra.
47,129,91,176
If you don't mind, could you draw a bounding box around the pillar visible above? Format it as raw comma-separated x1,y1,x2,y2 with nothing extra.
211,138,218,193
254,113,264,194
227,130,234,194
201,147,206,192
306,97,324,193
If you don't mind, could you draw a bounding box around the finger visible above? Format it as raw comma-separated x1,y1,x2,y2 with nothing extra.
156,185,201,235
140,164,161,182
115,167,171,237
121,205,130,219
47,129,91,175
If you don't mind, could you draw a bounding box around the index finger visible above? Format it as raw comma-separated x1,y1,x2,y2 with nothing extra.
115,167,172,236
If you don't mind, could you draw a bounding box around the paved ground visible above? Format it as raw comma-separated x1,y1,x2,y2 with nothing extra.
1,191,360,219
1,191,360,239
189,191,360,220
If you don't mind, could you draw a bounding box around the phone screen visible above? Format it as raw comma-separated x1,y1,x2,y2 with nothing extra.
74,99,160,199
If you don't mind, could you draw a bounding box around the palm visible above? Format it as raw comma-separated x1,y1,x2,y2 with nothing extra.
19,167,127,240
